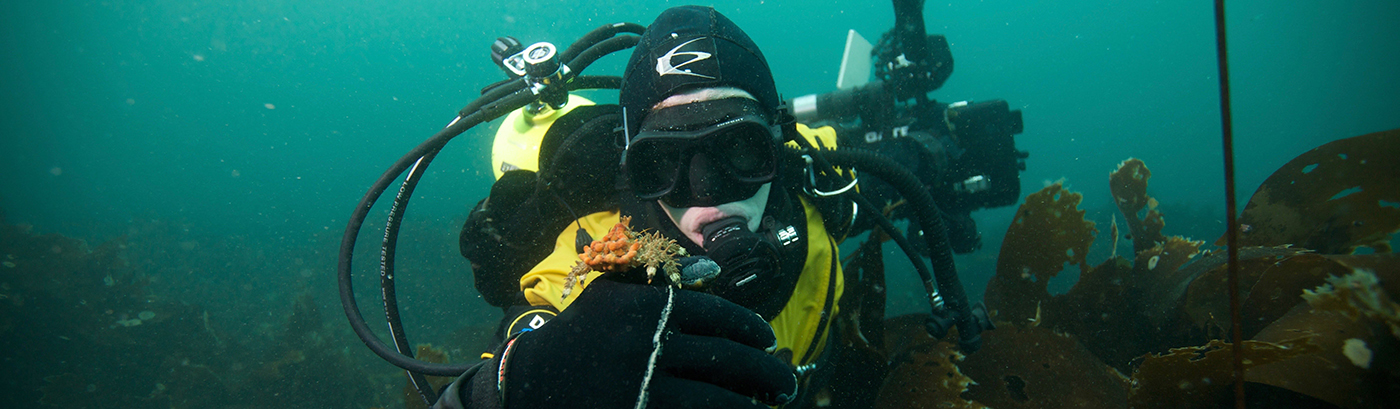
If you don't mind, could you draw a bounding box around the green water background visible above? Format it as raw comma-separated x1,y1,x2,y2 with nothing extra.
2,0,1398,393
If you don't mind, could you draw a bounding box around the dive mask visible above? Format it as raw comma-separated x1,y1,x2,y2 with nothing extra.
623,98,781,208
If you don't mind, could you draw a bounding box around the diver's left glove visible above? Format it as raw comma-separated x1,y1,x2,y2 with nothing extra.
482,275,797,409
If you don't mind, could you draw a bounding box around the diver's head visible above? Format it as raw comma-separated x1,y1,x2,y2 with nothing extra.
619,6,782,245
620,6,779,133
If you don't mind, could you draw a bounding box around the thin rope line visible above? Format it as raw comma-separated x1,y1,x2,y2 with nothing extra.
635,286,674,409
1213,0,1246,407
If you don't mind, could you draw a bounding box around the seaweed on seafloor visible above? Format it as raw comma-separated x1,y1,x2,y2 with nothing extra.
1110,158,1166,254
1177,250,1400,341
875,312,1133,409
983,181,1097,323
874,130,1399,408
983,160,1211,371
1174,247,1306,335
956,316,1132,409
973,129,1400,408
1303,269,1400,340
0,217,202,408
1179,128,1400,347
239,291,381,408
2,213,413,408
1225,128,1400,254
1127,336,1319,408
1242,268,1400,409
872,315,987,409
403,344,456,409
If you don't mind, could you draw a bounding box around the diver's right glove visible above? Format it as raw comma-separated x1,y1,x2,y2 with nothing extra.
495,275,797,408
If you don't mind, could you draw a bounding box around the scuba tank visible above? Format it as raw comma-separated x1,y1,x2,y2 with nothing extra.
491,96,596,180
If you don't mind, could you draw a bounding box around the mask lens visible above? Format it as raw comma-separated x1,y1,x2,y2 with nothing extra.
709,122,776,180
628,98,779,202
627,139,684,199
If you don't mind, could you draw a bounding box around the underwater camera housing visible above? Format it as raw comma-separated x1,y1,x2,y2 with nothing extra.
790,1,1026,254
799,91,1026,253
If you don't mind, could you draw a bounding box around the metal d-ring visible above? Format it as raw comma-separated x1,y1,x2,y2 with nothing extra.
802,154,858,197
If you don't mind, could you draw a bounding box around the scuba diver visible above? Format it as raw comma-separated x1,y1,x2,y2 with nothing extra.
441,7,842,407
338,2,1020,408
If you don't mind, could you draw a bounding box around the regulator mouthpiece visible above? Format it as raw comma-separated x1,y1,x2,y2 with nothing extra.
701,216,748,245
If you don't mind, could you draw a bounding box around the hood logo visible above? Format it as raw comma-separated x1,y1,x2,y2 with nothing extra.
656,37,716,79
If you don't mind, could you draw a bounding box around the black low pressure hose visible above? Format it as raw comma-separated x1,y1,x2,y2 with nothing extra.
380,147,443,405
364,74,620,378
818,149,983,352
369,75,624,377
840,182,939,307
561,22,645,63
345,24,641,378
568,75,622,91
567,35,640,74
789,144,939,311
339,87,539,376
462,77,529,118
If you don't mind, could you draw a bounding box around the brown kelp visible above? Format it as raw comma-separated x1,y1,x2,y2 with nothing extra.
860,129,1398,407
1226,129,1400,254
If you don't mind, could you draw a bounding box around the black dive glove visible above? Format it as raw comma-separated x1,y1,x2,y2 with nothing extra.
496,275,797,408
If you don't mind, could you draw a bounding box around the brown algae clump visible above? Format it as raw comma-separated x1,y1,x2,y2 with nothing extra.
1302,269,1400,338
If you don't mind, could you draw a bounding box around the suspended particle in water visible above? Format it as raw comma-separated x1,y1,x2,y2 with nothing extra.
264,103,276,109
231,169,241,178
49,167,62,176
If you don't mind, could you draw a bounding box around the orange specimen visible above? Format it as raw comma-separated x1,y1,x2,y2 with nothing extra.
580,216,641,272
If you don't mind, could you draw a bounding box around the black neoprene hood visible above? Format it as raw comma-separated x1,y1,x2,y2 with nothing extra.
619,6,780,137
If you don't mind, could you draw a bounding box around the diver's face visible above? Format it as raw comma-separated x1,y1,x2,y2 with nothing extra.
662,183,770,247
627,91,779,246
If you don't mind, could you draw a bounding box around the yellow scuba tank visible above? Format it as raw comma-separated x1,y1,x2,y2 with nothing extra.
491,95,596,180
